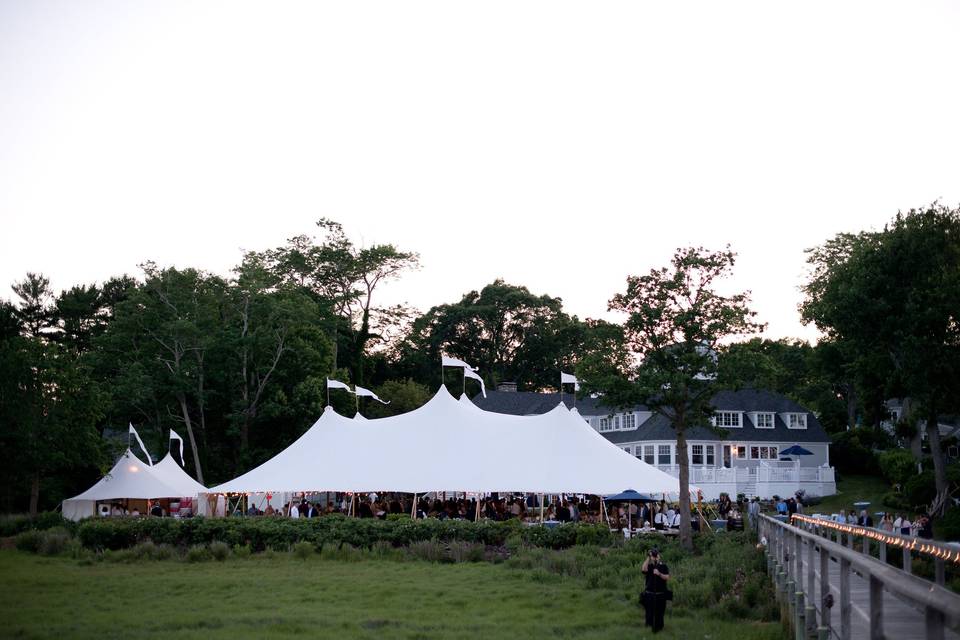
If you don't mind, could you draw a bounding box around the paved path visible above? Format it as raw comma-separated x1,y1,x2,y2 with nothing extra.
797,542,958,640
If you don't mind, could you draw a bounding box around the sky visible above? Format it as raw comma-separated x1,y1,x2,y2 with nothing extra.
2,1,959,343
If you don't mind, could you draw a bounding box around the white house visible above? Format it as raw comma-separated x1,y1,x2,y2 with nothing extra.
474,387,837,500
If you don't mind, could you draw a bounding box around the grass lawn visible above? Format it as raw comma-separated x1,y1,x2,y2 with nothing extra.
808,474,891,516
0,549,786,640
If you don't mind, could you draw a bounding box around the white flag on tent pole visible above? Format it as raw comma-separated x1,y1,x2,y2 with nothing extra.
129,424,153,465
326,378,354,392
463,368,487,398
561,372,580,391
441,355,477,371
169,429,185,464
354,385,390,404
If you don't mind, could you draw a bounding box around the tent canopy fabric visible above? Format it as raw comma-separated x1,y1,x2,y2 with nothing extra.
151,453,207,496
62,450,187,521
209,386,684,496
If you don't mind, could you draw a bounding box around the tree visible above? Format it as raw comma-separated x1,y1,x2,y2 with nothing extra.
717,338,847,433
363,379,432,418
582,247,763,550
398,280,614,392
802,203,960,512
0,287,105,515
101,265,226,483
255,219,419,384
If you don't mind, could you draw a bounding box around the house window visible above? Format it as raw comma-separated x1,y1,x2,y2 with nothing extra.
712,411,742,428
736,446,746,459
692,444,704,465
599,417,611,432
755,413,775,429
643,445,655,465
705,445,715,466
658,445,671,465
622,445,632,455
612,415,621,430
622,413,636,430
787,413,807,429
750,446,780,459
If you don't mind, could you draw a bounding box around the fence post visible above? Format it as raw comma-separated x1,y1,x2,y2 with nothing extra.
903,546,912,574
926,606,945,640
819,544,831,634
806,538,817,637
795,591,805,640
847,531,855,550
879,540,886,564
869,574,883,640
862,534,869,556
795,530,803,588
934,558,945,586
839,557,851,640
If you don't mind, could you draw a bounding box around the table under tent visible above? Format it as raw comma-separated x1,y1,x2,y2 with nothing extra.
202,386,685,516
61,449,206,521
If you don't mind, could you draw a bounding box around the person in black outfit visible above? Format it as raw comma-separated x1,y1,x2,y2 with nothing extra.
641,547,671,632
150,502,163,517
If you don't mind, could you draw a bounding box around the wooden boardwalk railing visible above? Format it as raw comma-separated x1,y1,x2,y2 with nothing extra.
758,514,960,640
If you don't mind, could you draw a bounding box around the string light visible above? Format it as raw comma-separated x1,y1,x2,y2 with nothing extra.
789,514,960,565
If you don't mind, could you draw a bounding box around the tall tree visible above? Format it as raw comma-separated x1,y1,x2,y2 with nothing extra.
254,219,419,384
399,280,612,391
582,247,763,550
802,203,960,511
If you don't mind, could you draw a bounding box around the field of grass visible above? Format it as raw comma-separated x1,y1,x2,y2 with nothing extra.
0,543,786,640
808,474,891,516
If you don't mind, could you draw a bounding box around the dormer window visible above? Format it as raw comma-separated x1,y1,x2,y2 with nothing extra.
754,412,775,429
622,413,636,430
598,416,611,432
785,413,807,429
711,411,742,428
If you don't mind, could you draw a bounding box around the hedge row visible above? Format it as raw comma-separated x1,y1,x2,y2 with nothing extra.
75,515,616,551
0,513,76,537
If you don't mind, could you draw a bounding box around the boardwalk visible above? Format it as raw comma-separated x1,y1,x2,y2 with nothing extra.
758,514,960,640
796,539,959,640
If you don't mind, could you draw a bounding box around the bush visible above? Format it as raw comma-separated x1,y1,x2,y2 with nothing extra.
831,430,881,476
878,449,916,487
938,508,960,542
904,471,937,509
38,528,73,556
15,530,43,554
232,543,252,559
210,541,230,561
407,540,449,563
186,545,211,563
292,541,314,561
0,513,75,537
70,516,606,553
448,541,485,563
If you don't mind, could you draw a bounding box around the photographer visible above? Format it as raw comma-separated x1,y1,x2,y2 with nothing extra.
640,547,671,632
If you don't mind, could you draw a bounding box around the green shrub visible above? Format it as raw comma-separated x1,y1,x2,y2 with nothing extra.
232,543,252,559
292,541,314,560
904,471,937,509
407,540,449,563
937,507,960,542
38,528,73,556
186,545,211,563
448,541,485,563
831,430,881,476
0,513,75,537
15,530,43,554
878,449,916,487
210,541,230,561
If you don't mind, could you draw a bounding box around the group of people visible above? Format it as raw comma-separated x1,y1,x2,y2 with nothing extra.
613,501,683,530
837,510,934,539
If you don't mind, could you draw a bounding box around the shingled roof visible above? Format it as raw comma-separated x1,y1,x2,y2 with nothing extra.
472,387,831,444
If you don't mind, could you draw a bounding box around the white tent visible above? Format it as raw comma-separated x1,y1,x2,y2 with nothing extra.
150,453,207,497
207,386,682,496
62,450,185,521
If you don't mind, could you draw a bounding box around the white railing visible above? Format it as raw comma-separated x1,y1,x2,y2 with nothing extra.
655,465,836,487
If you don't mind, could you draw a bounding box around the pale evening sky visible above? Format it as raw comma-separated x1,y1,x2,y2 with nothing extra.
1,1,958,342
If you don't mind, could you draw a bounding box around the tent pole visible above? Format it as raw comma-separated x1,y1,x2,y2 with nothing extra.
539,494,545,523
601,497,611,527
462,369,466,396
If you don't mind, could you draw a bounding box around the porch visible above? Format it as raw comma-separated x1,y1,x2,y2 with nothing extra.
653,463,837,501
